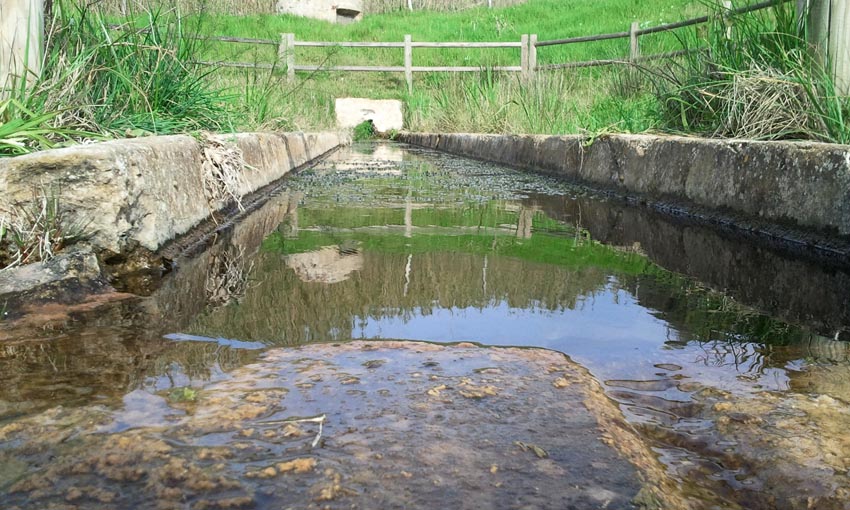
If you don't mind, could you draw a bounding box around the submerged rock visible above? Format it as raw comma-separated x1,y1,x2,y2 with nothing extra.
0,341,661,510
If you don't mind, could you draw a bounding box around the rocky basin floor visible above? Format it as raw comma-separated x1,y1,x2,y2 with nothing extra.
0,341,670,510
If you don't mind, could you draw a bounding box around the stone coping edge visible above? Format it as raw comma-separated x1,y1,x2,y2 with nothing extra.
398,132,850,254
0,131,349,256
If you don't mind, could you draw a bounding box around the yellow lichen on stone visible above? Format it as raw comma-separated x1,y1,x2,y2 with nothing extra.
281,423,303,437
277,458,317,474
459,385,499,399
553,377,571,389
245,466,277,479
426,385,447,397
0,423,25,441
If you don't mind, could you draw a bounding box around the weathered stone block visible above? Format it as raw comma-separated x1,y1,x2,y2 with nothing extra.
276,0,363,23
399,132,850,240
0,132,345,256
335,98,404,134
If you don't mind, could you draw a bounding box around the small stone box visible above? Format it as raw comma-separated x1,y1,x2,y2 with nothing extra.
276,0,363,24
335,98,404,134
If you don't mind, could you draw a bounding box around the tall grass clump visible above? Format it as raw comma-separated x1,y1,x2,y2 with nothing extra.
649,1,849,143
0,98,88,156
1,0,234,156
406,68,659,136
90,0,277,16
422,70,581,134
0,190,87,268
364,0,527,13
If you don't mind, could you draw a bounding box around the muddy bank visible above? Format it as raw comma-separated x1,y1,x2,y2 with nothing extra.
398,132,850,256
0,341,673,510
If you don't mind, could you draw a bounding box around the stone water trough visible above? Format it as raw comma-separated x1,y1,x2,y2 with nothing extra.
0,131,348,310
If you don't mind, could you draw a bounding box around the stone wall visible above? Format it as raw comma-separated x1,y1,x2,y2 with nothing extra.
398,132,850,250
0,132,346,257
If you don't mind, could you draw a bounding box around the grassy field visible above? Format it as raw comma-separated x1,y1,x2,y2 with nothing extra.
2,0,847,160
197,0,847,143
191,0,707,133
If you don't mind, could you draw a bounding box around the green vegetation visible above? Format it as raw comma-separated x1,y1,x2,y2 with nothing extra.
353,120,376,141
95,0,528,15
1,0,234,156
194,0,847,142
265,227,651,274
2,0,847,156
0,99,93,156
168,386,198,402
195,0,700,132
651,1,849,142
0,190,87,268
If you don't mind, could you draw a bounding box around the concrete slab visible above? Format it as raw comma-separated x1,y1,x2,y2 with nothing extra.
399,132,850,244
336,98,404,134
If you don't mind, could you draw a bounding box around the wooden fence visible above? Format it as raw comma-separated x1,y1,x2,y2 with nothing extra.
196,0,789,92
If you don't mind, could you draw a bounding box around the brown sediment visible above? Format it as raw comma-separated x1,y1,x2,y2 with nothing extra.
0,291,138,340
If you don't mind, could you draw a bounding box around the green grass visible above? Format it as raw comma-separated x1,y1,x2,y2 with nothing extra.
198,0,702,65
5,0,846,153
188,0,704,132
192,0,848,143
1,0,236,156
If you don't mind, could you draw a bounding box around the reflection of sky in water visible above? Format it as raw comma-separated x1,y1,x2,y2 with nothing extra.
355,282,791,398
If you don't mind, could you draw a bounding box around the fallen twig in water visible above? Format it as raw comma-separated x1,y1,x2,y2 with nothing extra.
259,414,327,448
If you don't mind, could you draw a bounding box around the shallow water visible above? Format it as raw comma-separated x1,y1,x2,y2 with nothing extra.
2,142,850,509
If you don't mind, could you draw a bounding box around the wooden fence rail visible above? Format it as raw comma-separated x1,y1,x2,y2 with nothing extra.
189,0,788,91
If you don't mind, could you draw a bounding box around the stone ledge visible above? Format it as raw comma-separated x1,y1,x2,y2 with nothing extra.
0,132,347,256
398,132,850,245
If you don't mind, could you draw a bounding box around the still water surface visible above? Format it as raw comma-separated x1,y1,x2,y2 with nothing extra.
2,142,850,509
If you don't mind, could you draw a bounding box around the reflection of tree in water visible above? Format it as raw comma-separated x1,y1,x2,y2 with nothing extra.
188,250,612,345
612,272,832,378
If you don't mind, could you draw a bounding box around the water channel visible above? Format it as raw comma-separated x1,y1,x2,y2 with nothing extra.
2,142,850,509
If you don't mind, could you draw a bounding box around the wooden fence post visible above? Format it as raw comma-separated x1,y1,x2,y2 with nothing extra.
277,34,289,74
829,0,850,95
805,0,849,96
529,34,538,79
796,0,807,32
521,34,529,80
722,1,733,40
283,33,296,81
404,34,413,93
629,21,640,61
0,0,44,97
